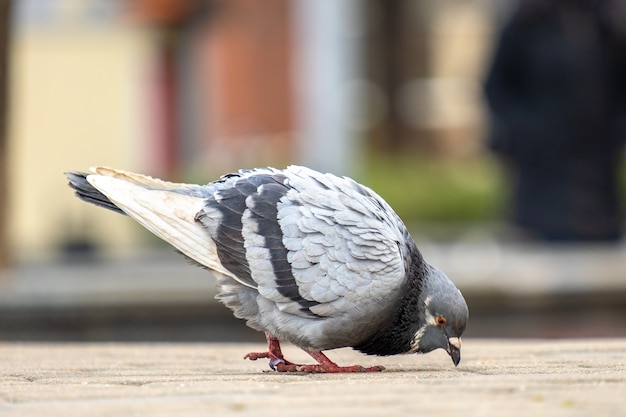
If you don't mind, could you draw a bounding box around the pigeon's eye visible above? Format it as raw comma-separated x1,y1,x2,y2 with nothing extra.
436,316,447,327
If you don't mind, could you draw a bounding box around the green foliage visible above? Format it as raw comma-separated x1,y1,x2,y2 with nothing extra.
357,154,508,223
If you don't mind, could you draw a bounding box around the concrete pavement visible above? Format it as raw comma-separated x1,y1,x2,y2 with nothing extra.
1,339,625,417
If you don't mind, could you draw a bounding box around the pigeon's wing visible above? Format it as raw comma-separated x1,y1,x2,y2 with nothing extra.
279,166,410,317
82,167,254,288
196,166,410,318
80,165,410,314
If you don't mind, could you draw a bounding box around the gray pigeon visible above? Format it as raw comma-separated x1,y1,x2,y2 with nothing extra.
66,166,468,373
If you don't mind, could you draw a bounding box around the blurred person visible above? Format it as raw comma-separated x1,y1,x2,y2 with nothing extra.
484,0,626,242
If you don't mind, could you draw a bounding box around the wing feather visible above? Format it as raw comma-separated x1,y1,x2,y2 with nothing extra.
257,166,410,318
86,173,254,289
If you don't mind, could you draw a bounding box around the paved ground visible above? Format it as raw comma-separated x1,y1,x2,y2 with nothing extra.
1,339,625,417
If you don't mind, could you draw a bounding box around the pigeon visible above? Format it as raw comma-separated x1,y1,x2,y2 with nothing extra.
65,166,468,373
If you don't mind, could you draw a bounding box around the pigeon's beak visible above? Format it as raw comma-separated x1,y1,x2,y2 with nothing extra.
447,337,462,366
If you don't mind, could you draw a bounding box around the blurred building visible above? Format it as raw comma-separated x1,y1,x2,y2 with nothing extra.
7,0,513,259
9,0,152,259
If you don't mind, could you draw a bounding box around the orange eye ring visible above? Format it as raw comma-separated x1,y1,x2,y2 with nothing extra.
436,316,447,326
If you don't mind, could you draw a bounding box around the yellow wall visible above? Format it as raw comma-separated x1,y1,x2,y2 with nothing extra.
8,26,155,259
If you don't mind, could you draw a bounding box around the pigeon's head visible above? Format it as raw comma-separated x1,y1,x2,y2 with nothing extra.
411,265,468,366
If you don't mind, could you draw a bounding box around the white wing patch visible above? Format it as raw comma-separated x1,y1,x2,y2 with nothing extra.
90,166,199,190
86,173,250,287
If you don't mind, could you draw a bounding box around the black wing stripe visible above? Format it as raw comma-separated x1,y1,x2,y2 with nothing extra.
201,185,254,286
200,171,321,315
246,177,321,315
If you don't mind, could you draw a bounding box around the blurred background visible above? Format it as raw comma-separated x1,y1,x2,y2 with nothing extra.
0,0,625,342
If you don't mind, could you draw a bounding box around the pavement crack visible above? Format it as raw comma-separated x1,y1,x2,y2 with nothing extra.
7,373,39,383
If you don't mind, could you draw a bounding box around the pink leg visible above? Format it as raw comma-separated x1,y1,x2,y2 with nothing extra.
244,332,295,370
244,333,385,373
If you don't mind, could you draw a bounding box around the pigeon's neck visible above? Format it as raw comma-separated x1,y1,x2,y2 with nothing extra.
353,247,427,356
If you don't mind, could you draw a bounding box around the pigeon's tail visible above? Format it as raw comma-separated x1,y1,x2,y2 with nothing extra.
64,167,234,280
66,171,125,215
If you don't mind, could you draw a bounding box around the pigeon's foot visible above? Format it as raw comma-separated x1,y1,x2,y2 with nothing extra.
245,335,385,373
275,349,385,373
244,332,296,370
243,351,296,370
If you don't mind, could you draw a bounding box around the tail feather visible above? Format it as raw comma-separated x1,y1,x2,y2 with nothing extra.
89,166,199,191
66,167,252,288
65,171,125,215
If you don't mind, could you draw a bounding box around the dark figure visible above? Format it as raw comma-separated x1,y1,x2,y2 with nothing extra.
484,0,626,242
